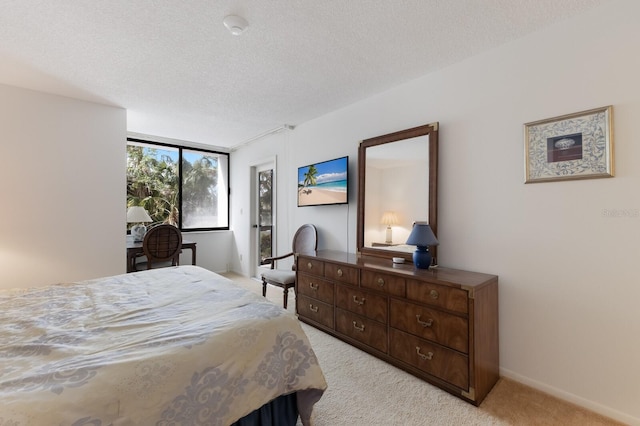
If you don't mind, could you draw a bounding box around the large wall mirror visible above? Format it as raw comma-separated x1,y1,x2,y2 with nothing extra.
357,123,438,263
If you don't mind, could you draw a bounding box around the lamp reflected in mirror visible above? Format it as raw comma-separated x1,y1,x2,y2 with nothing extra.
380,211,398,244
406,222,439,269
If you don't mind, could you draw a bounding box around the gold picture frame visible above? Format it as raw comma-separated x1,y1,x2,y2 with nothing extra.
524,106,613,183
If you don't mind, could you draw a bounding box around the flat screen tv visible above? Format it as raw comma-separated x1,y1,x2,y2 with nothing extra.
297,156,348,207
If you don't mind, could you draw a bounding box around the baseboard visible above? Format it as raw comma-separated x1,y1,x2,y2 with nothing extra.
500,368,638,425
219,269,262,282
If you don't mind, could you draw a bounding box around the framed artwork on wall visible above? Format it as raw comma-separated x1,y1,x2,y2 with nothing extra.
524,105,613,183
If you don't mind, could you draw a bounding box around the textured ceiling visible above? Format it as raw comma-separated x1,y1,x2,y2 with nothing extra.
0,0,608,149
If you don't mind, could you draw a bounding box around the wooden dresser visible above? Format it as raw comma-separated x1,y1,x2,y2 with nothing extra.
296,250,499,405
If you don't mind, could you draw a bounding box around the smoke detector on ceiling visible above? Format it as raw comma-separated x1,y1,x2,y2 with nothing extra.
223,15,248,36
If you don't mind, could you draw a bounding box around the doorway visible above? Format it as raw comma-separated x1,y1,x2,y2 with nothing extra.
251,160,275,279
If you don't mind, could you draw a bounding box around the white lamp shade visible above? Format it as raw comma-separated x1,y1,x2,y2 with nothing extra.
126,206,152,223
380,211,398,226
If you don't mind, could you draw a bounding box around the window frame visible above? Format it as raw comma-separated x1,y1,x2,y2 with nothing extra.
127,137,230,232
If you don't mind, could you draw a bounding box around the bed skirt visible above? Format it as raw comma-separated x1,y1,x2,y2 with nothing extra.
232,393,298,426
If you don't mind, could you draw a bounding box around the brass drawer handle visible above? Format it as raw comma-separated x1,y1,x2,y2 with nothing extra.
416,346,433,361
307,262,313,269
309,282,319,291
416,315,433,328
352,295,366,305
377,277,385,287
352,321,365,332
429,289,439,300
337,268,343,277
309,304,318,313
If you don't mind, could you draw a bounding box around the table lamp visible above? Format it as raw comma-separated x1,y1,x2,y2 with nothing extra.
127,206,152,242
380,211,398,244
405,222,439,269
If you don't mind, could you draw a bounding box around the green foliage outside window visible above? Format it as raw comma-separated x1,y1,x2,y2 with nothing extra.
127,145,179,226
181,152,219,228
126,143,227,230
258,169,273,264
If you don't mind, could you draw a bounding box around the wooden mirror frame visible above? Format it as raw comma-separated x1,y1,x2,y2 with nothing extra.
357,122,439,263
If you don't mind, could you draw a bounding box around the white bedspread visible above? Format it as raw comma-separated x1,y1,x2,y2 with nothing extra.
0,266,326,425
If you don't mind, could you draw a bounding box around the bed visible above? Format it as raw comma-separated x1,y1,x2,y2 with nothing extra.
0,265,327,425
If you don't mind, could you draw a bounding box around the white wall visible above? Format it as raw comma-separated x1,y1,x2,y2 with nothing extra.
364,162,427,245
231,1,640,423
0,86,234,285
0,84,126,288
180,230,234,274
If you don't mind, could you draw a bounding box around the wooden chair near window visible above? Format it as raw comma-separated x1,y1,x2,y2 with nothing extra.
135,224,183,270
261,224,317,309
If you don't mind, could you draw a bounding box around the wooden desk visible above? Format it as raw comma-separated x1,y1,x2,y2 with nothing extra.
126,235,197,273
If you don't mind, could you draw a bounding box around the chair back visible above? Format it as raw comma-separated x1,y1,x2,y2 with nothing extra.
292,224,317,255
142,224,183,269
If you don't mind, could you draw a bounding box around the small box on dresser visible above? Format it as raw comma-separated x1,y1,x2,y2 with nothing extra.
296,250,499,406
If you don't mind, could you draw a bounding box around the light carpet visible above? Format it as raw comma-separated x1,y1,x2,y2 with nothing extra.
221,272,623,426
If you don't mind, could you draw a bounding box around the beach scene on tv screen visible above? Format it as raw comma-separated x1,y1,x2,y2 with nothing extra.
298,157,348,206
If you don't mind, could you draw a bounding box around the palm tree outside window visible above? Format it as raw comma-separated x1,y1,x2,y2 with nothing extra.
126,139,229,232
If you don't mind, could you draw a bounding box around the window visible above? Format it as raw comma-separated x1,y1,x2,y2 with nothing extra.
127,138,229,231
258,168,273,264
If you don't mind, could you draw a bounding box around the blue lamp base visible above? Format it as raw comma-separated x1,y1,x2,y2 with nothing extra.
412,246,432,269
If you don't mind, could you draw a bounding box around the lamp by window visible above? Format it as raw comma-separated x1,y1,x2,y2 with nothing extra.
405,222,439,269
127,206,152,242
380,211,398,244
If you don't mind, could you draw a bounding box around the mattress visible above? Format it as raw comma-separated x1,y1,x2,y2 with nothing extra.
0,265,326,425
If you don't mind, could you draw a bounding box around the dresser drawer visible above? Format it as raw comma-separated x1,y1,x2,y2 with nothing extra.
390,299,468,353
390,328,469,390
324,262,359,285
361,270,405,297
297,294,334,329
297,273,334,304
297,257,324,276
336,309,387,353
336,284,387,323
406,279,469,315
